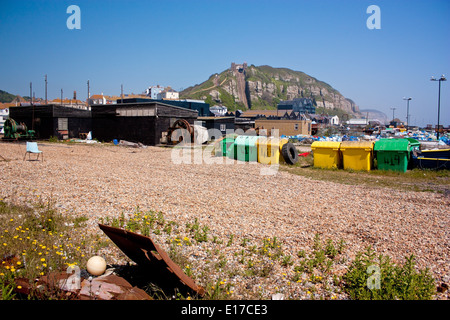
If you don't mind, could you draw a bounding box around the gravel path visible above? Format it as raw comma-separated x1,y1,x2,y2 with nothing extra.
1,141,448,299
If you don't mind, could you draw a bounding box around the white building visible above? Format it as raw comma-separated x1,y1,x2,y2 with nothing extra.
330,115,339,125
88,94,107,105
347,118,368,126
157,87,179,100
146,85,165,99
209,105,228,116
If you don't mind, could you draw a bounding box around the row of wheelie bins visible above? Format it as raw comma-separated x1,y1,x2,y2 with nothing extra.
310,138,420,172
221,135,298,165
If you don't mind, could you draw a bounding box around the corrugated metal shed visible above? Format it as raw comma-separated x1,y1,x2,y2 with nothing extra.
9,104,91,140
91,101,198,145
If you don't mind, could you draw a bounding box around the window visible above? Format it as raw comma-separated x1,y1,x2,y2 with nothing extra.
220,124,226,132
58,118,68,131
294,123,299,130
117,108,155,117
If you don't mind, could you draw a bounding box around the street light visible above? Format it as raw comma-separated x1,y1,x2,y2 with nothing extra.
403,97,412,129
430,75,447,140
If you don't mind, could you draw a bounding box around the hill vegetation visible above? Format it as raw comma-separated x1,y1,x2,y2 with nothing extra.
0,90,17,103
181,64,361,117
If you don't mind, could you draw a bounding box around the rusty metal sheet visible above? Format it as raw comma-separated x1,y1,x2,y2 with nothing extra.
78,274,152,300
14,272,152,300
98,223,205,297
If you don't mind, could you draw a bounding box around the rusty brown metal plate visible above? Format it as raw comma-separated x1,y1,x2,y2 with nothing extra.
98,223,205,297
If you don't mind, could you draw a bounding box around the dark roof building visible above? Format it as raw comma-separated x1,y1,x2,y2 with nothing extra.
277,98,315,114
91,101,198,145
8,104,91,140
118,98,211,117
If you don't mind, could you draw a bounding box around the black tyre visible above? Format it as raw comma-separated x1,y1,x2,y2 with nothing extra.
281,142,298,165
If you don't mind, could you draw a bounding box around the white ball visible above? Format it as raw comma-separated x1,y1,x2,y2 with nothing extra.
86,256,107,276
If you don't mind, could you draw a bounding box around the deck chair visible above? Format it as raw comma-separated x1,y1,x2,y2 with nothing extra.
23,142,43,161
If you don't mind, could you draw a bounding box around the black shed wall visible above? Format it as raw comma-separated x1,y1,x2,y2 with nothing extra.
91,102,197,145
9,105,92,139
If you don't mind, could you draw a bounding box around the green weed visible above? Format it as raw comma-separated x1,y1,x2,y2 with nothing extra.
342,247,436,300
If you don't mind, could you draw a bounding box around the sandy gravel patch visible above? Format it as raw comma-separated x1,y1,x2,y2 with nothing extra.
0,141,448,299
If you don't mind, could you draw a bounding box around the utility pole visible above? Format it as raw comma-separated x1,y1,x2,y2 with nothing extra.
87,80,90,106
390,107,396,122
45,74,48,104
29,82,35,130
61,88,63,106
121,84,123,103
30,82,33,105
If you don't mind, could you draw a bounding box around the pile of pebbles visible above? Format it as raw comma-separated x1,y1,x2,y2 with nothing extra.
0,142,448,299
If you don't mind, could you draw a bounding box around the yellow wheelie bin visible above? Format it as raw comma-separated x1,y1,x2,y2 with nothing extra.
256,137,289,165
340,141,375,171
310,141,342,169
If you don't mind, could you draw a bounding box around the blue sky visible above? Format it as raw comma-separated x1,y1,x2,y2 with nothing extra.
0,0,449,127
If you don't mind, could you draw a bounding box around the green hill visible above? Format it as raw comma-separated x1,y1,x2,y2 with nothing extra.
0,90,17,103
180,63,361,116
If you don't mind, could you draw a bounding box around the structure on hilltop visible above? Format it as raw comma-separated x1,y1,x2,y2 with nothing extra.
230,62,249,109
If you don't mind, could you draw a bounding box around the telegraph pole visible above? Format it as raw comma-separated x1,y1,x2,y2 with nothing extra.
390,107,396,122
30,82,35,130
87,80,90,106
45,75,48,104
30,82,33,105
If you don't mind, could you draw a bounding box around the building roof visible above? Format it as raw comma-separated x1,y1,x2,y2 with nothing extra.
163,88,178,93
89,94,105,100
240,109,288,117
50,98,85,104
198,116,235,120
210,105,227,110
0,102,15,109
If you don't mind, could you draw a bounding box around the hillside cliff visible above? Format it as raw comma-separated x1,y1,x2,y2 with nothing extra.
180,63,361,116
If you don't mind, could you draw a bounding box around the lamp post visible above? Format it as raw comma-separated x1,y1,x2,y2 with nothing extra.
430,75,447,140
403,97,411,129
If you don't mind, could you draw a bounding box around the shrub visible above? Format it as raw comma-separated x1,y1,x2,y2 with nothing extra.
342,247,436,300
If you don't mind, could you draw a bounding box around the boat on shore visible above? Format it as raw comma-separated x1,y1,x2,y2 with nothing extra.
412,148,450,169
